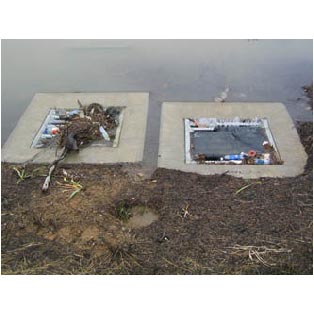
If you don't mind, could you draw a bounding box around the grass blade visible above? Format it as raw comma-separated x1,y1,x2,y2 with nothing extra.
235,181,261,195
68,188,81,200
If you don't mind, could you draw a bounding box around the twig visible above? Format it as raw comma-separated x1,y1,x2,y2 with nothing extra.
226,244,291,267
235,181,261,195
42,148,67,192
6,242,43,253
161,257,192,272
181,204,191,218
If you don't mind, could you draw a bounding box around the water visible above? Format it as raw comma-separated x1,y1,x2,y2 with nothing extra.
1,39,313,165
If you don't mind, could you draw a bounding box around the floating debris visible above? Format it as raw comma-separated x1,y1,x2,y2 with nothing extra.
214,87,230,102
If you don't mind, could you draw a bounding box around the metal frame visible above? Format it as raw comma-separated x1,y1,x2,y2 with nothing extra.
184,117,281,165
31,107,125,149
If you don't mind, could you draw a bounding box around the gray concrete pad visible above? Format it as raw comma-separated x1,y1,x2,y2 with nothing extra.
158,102,307,178
2,93,149,164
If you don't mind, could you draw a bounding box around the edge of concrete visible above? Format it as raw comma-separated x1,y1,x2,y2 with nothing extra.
2,92,149,164
158,102,307,178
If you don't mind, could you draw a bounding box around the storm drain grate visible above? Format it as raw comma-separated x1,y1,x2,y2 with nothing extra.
184,117,283,165
31,107,124,149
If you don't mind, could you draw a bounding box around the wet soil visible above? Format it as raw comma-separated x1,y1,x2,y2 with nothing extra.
1,122,312,275
303,84,313,108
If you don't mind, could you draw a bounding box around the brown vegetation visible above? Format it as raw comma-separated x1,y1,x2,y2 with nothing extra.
1,122,312,274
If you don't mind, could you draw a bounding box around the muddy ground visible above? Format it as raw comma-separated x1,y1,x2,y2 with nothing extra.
1,122,313,275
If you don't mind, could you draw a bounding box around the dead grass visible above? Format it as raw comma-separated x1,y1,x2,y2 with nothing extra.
226,244,292,267
1,122,312,274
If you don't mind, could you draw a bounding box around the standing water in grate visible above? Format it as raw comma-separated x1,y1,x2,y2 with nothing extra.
186,117,282,165
191,126,268,157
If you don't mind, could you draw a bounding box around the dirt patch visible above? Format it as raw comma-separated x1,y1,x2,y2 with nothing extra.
126,206,158,229
80,226,100,242
1,122,312,275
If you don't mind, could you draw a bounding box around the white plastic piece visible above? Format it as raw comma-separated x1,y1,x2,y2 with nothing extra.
99,126,110,141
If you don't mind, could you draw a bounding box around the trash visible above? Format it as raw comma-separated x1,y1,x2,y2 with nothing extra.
187,116,283,166
196,154,223,162
195,118,217,129
65,133,79,151
32,102,123,150
67,109,81,116
49,120,66,125
43,125,59,135
157,232,170,243
41,134,53,139
89,103,104,115
248,150,257,157
36,103,123,192
196,118,209,127
99,126,110,141
51,127,59,135
214,87,229,102
263,153,271,160
262,141,273,150
58,115,115,149
195,153,244,164
229,160,243,165
34,144,45,148
189,119,199,127
254,159,270,165
105,106,121,124
224,153,246,161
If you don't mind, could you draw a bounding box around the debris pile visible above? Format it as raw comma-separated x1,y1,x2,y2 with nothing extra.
37,101,123,192
194,140,282,165
186,117,283,165
33,101,123,150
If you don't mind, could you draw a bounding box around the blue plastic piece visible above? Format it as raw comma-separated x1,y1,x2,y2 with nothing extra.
224,154,244,160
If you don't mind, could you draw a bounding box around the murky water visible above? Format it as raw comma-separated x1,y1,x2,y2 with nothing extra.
1,39,313,164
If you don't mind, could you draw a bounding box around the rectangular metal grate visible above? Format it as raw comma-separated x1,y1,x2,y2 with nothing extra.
31,107,124,149
184,117,282,165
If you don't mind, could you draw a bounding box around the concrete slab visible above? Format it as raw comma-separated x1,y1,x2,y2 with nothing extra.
158,102,307,178
2,93,149,164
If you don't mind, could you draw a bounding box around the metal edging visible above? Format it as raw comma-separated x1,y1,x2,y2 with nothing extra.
262,118,282,160
112,107,125,148
31,109,56,148
184,118,194,164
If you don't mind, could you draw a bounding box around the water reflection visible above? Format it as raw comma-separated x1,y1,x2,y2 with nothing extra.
1,40,313,158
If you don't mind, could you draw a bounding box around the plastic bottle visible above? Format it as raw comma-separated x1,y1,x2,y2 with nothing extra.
224,154,245,160
254,159,270,165
99,126,110,141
